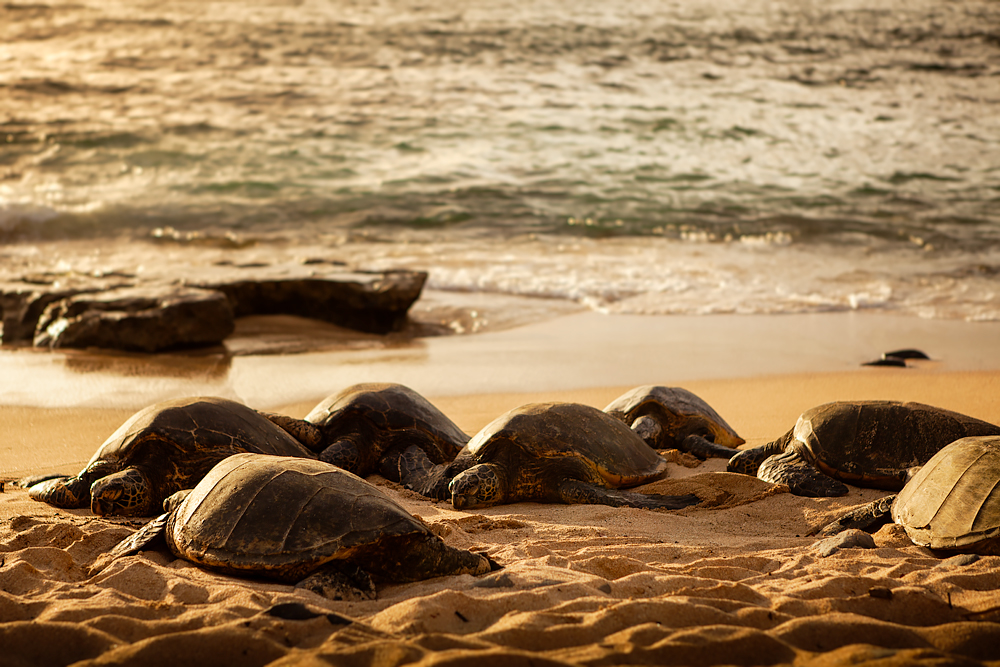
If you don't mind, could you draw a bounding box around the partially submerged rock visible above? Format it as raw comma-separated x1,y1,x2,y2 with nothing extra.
188,267,426,335
0,263,427,352
34,286,235,352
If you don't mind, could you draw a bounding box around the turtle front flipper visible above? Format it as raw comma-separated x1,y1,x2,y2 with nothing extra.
757,450,849,497
812,495,896,538
296,561,377,602
557,479,700,510
727,440,786,476
398,445,451,499
680,434,741,460
28,475,91,509
260,412,324,451
319,439,363,474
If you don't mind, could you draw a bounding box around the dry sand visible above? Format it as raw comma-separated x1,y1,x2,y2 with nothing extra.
2,314,1000,666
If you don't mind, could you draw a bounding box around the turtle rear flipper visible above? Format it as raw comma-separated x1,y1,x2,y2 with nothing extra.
680,434,741,460
813,495,896,538
757,450,849,497
558,479,700,510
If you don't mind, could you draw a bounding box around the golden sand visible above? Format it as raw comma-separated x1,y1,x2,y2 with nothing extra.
2,314,1000,666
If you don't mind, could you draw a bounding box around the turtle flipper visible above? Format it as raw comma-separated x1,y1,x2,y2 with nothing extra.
757,450,849,497
296,561,377,602
19,473,68,489
319,439,362,474
260,412,324,451
28,475,91,509
813,495,896,538
727,440,786,476
680,434,740,460
557,479,700,510
398,445,449,499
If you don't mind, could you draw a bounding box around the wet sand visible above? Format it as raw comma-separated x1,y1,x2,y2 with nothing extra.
2,312,1000,666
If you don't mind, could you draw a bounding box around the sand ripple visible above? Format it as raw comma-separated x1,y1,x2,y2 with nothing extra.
3,467,1000,666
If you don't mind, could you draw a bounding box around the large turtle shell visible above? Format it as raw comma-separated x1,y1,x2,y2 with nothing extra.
781,401,1000,489
305,383,468,462
166,453,431,581
603,385,744,448
892,436,1000,553
467,402,668,487
87,396,313,495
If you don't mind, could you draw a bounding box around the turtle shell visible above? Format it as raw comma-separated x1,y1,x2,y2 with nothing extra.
603,385,744,448
783,401,1000,489
467,402,668,488
88,397,314,496
893,436,1000,553
306,383,468,463
166,453,431,581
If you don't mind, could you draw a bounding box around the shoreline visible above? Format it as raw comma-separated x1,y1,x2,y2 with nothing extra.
3,308,999,480
2,309,1000,411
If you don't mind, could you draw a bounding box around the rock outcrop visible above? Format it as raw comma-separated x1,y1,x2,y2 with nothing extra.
33,286,235,353
0,263,427,352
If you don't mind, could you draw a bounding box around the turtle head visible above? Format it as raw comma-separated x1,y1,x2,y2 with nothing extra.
90,468,156,517
449,463,505,509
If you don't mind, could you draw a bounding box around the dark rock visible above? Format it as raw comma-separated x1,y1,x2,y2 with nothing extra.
187,266,427,335
936,553,980,568
814,528,877,557
2,262,427,352
884,349,930,360
33,286,235,352
863,357,908,367
1,283,108,345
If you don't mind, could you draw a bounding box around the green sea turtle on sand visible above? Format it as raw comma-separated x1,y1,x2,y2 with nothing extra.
103,453,495,600
28,397,314,516
728,401,1000,497
402,402,701,510
603,385,744,458
264,383,468,481
816,436,1000,555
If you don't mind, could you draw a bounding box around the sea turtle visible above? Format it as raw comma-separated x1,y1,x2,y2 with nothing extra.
728,401,1000,497
815,436,1000,555
405,402,701,510
28,397,315,517
264,383,468,482
103,453,495,600
603,385,744,458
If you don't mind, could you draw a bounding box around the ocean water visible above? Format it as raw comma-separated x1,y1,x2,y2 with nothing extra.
2,0,999,328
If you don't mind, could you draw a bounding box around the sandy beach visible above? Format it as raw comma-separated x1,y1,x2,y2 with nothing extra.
2,312,1000,667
